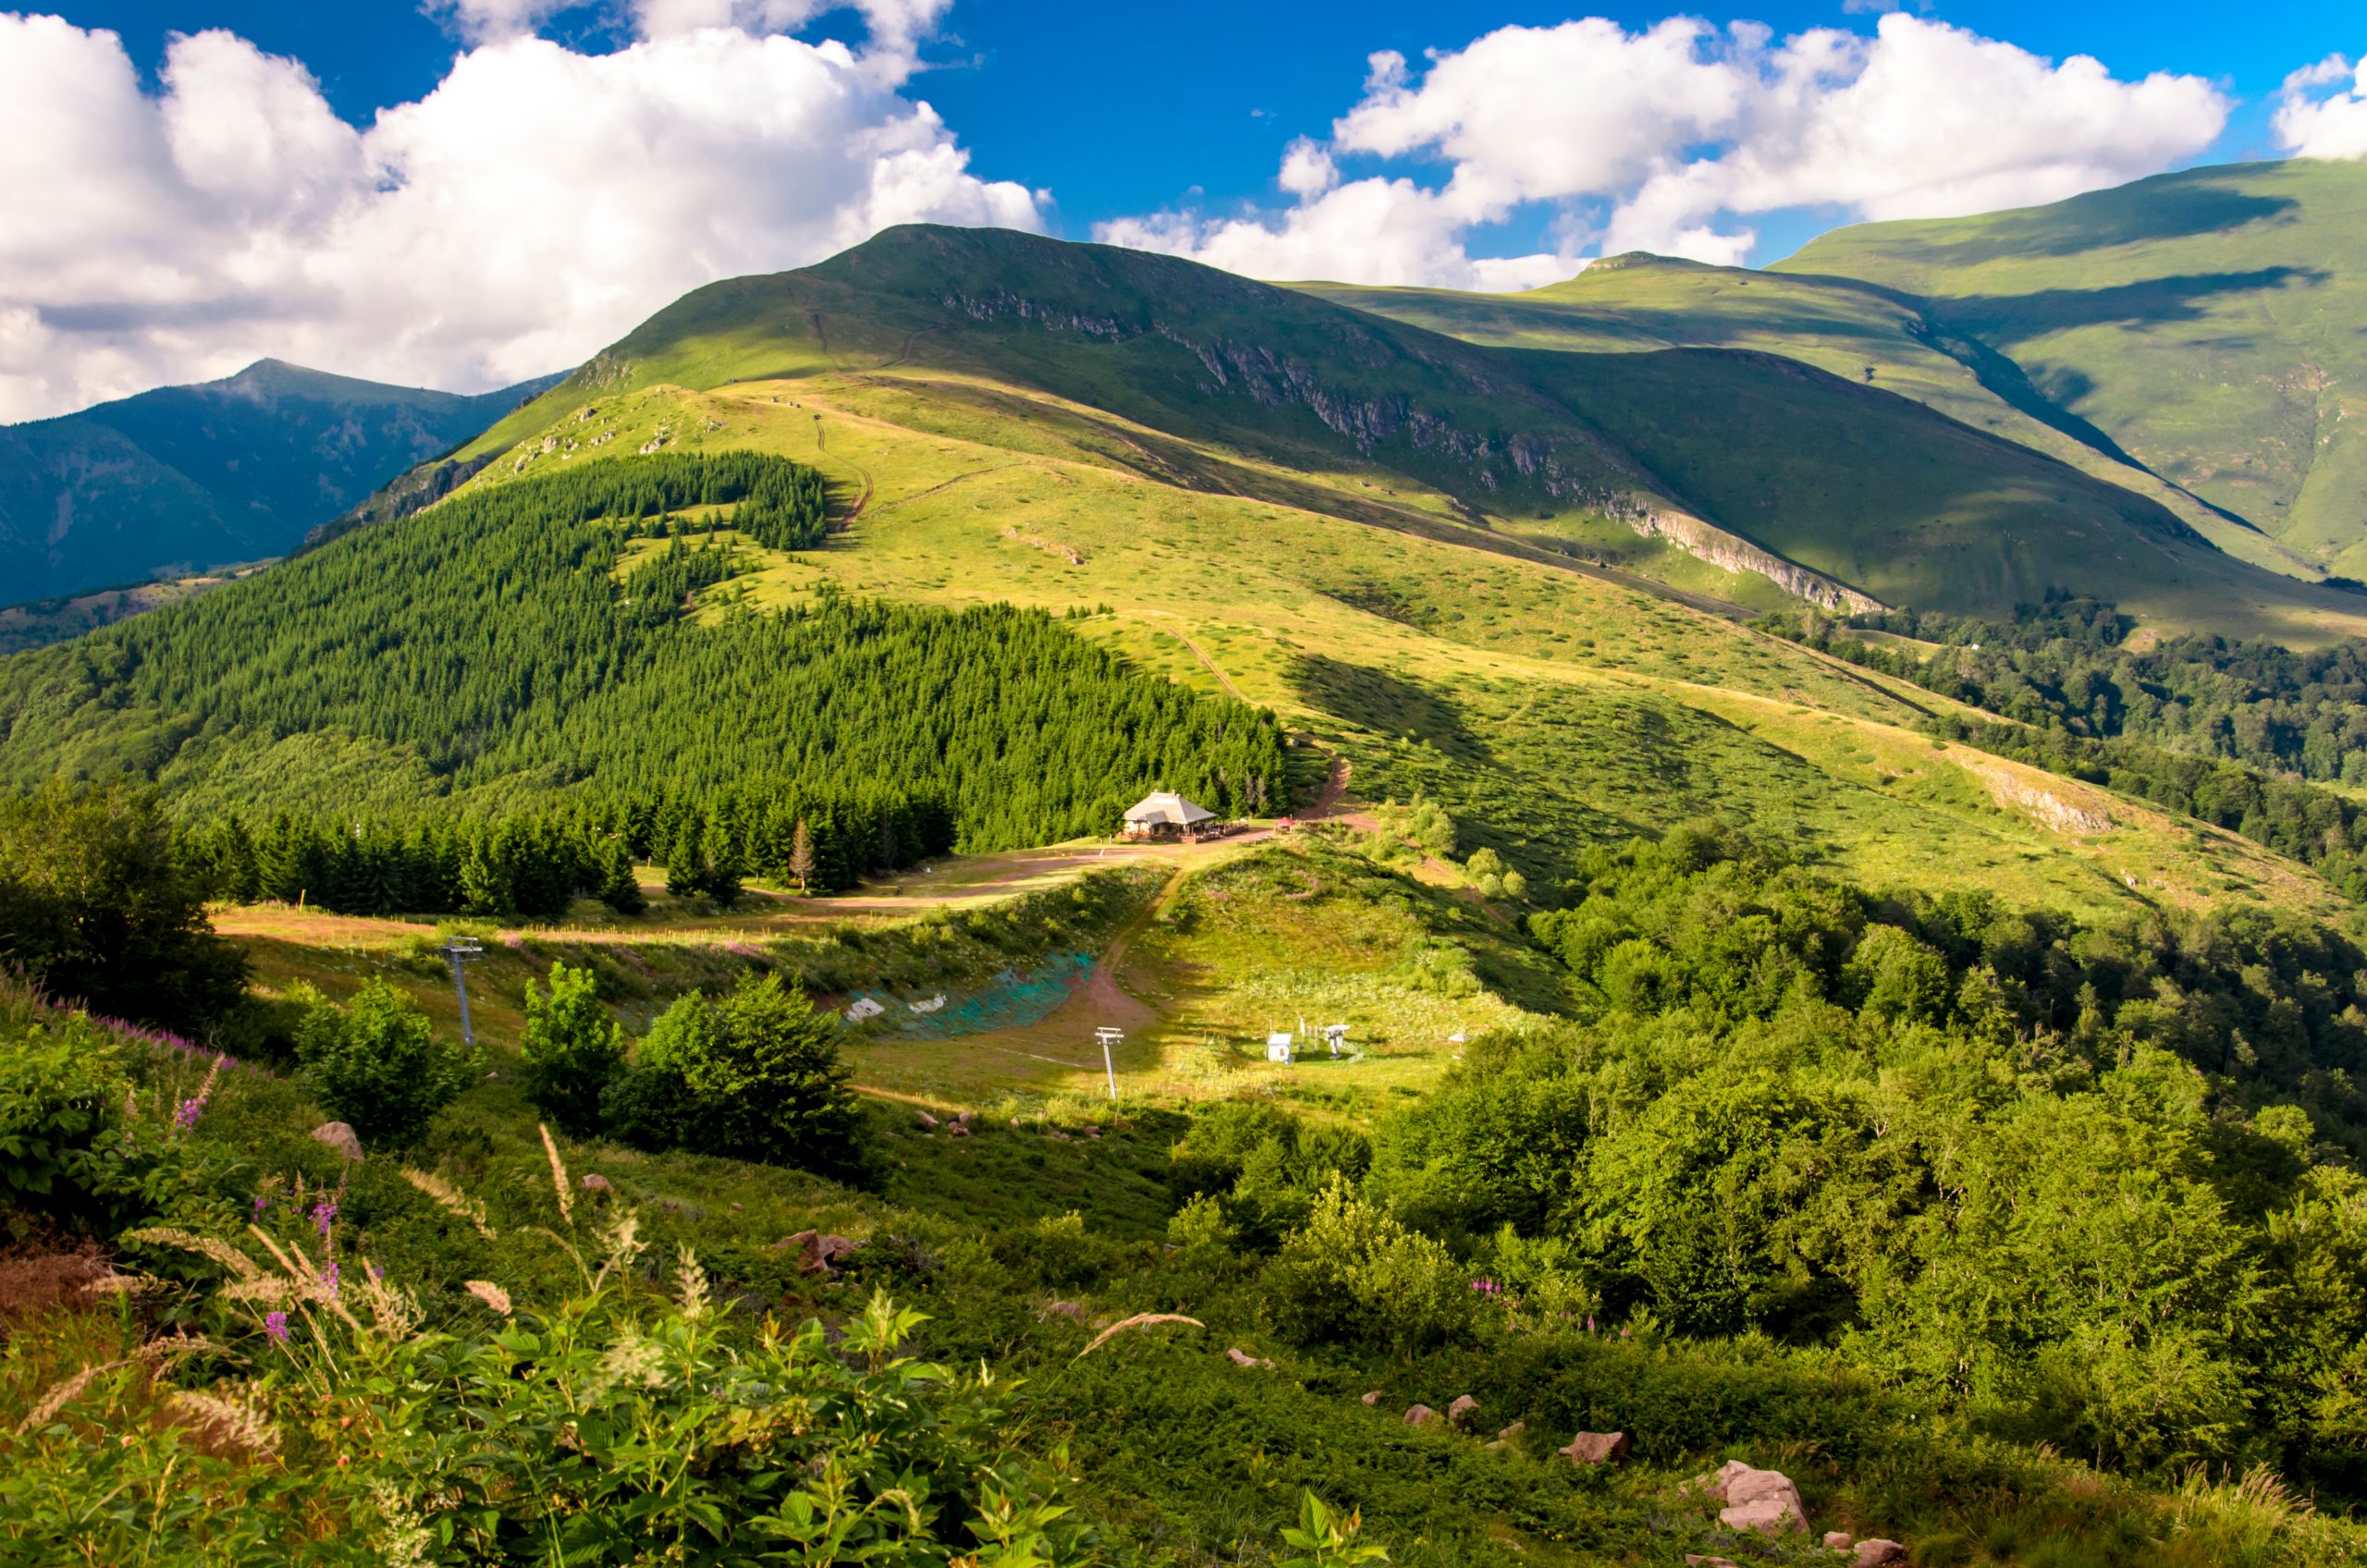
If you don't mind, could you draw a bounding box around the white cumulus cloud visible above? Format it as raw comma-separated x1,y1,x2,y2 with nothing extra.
2275,55,2367,160
0,8,1035,422
1098,14,2228,287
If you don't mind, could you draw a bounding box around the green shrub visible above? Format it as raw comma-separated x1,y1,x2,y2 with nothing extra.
520,961,626,1134
1264,1177,1471,1355
292,980,473,1146
605,972,871,1183
0,780,248,1032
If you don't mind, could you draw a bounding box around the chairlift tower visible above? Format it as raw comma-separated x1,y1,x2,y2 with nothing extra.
1094,1026,1123,1102
440,938,484,1047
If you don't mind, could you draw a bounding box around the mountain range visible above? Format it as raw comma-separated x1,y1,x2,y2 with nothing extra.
0,359,558,604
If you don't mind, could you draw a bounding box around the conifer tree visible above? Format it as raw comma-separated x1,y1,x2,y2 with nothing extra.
595,835,645,915
787,818,816,895
700,812,742,907
666,817,708,900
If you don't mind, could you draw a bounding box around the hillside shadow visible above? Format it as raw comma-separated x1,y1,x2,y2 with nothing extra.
1935,268,2328,344
1289,654,1492,764
1867,178,2300,268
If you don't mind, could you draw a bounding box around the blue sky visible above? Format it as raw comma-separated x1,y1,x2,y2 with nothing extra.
4,1,2361,416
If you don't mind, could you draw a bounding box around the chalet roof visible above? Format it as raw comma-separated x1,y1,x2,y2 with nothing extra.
1123,790,1216,826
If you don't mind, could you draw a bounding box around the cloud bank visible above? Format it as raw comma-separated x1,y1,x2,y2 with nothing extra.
2275,55,2367,160
0,6,1034,422
1099,15,2230,287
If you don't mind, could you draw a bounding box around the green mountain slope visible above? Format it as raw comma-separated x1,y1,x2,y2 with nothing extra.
1302,254,2327,583
1776,157,2367,575
462,224,2367,642
0,359,559,602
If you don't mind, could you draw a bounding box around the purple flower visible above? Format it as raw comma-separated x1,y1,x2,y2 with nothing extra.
319,1262,340,1299
311,1200,337,1239
264,1311,289,1346
172,1096,205,1133
1587,1316,1597,1334
253,1194,269,1219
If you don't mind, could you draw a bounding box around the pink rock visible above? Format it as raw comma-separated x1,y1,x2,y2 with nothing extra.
1040,1301,1086,1321
579,1173,612,1192
1447,1394,1481,1427
1692,1461,1806,1536
947,1123,972,1137
1560,1431,1630,1465
1226,1347,1274,1369
1823,1531,1854,1550
1360,1390,1383,1406
915,1109,938,1130
310,1121,362,1161
772,1230,860,1274
1402,1404,1438,1427
1854,1543,1906,1567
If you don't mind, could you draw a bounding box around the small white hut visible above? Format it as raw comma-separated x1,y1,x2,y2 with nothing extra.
1122,790,1216,841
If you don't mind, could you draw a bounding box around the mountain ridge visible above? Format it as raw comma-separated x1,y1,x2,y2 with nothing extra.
0,358,562,603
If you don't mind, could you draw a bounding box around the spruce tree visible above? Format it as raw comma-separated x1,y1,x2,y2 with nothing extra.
666,817,708,900
699,812,742,907
595,835,645,915
787,818,816,895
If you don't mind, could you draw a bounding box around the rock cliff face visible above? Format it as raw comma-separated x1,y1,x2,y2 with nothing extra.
1630,508,1884,613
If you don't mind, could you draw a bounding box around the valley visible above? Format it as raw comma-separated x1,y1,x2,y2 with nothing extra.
13,179,2367,1567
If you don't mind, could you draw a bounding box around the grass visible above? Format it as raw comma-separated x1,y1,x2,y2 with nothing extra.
1777,158,2367,579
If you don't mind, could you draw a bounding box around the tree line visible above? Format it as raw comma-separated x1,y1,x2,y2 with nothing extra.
173,779,960,919
0,452,1289,850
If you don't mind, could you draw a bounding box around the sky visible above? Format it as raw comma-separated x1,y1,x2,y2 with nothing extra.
3,0,2363,423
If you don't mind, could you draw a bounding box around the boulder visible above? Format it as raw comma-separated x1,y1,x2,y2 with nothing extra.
1226,1347,1275,1370
1360,1390,1383,1406
579,1173,613,1193
948,1123,972,1138
310,1122,363,1162
1485,1420,1526,1452
1690,1460,1806,1536
1822,1532,1854,1550
915,1109,939,1130
1039,1301,1086,1321
1402,1404,1438,1427
1853,1543,1906,1567
1560,1431,1630,1466
1447,1394,1482,1427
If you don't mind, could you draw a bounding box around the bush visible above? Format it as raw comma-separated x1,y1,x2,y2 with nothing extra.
291,980,473,1146
520,962,626,1135
605,972,871,1183
0,780,248,1032
1264,1176,1472,1354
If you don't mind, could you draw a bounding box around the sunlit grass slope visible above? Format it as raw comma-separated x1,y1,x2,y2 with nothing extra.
446,335,2343,923
465,225,2367,643
1778,158,2367,577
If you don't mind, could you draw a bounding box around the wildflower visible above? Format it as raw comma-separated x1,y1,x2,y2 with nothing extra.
319,1262,340,1300
311,1200,337,1239
173,1096,206,1133
1587,1316,1597,1334
264,1311,290,1346
253,1194,269,1219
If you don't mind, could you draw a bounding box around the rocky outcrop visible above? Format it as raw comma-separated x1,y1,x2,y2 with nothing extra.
774,1231,859,1274
1972,763,2116,834
1226,1348,1276,1369
1854,1541,1907,1566
1446,1394,1482,1427
1630,508,1883,613
1402,1404,1439,1427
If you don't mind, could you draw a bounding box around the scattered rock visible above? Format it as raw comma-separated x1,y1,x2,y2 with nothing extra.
1049,1131,1073,1143
773,1230,861,1274
1684,1557,1741,1568
1360,1390,1383,1406
1039,1301,1086,1321
1690,1460,1806,1536
915,1110,939,1130
1402,1404,1438,1427
1823,1531,1854,1550
1853,1543,1906,1567
948,1123,972,1137
579,1173,613,1193
1226,1347,1275,1369
1446,1394,1482,1427
310,1122,363,1162
955,1110,973,1126
1560,1431,1630,1466
1485,1421,1527,1452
